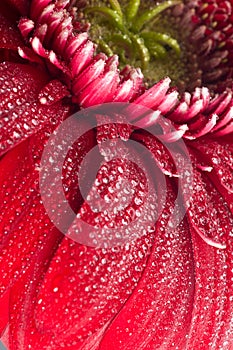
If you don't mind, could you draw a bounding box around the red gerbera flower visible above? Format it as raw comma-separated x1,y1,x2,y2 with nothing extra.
0,0,233,349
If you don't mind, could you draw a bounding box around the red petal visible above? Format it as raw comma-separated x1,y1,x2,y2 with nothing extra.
190,140,233,215
0,63,72,155
3,0,30,16
0,104,68,296
187,224,233,349
13,124,165,347
0,13,23,50
38,79,70,105
192,139,233,192
100,187,194,349
0,289,10,337
0,62,48,113
2,117,97,348
31,232,153,347
187,163,232,249
132,131,178,176
8,221,63,350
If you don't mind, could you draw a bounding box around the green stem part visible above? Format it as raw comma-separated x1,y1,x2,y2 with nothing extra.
109,0,123,17
130,35,150,70
85,6,125,32
107,33,133,53
147,42,167,59
125,0,141,22
132,0,180,32
84,0,182,73
97,39,114,56
141,31,181,56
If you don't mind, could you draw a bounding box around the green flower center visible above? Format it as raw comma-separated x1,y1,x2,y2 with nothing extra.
82,0,183,85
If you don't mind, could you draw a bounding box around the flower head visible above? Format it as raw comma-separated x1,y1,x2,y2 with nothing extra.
0,0,232,349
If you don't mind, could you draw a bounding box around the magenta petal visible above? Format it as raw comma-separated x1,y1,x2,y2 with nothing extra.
72,54,107,96
213,120,233,136
184,113,217,139
18,18,34,39
30,0,53,21
100,187,194,349
71,40,95,78
75,71,119,107
31,36,48,57
53,18,73,53
18,46,44,63
129,68,144,100
205,90,232,115
212,106,233,132
36,4,56,26
131,77,171,112
113,78,134,102
158,90,179,114
169,88,210,124
65,33,89,59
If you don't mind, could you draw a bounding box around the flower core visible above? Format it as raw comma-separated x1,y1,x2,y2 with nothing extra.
81,0,184,85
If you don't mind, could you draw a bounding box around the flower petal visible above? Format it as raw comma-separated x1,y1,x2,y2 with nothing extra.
38,79,70,105
74,57,120,107
31,233,153,347
0,13,23,50
3,0,29,16
72,54,107,96
0,62,71,155
1,116,97,348
187,224,233,349
132,131,178,177
187,163,233,249
190,139,233,214
0,289,10,337
13,123,164,347
100,187,194,349
8,220,63,350
0,142,55,296
130,77,171,114
0,105,69,296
